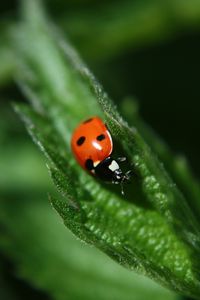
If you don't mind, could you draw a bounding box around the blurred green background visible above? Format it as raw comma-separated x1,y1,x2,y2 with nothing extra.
0,0,200,299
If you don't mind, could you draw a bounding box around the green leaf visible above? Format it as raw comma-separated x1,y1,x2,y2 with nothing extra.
13,0,200,298
0,193,177,300
0,108,176,300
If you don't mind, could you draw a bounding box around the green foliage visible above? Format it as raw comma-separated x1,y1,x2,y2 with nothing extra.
0,185,177,300
0,24,16,87
9,0,200,298
0,108,176,300
60,0,200,60
120,97,200,221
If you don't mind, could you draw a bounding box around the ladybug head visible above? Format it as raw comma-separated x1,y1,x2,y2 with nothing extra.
94,157,132,195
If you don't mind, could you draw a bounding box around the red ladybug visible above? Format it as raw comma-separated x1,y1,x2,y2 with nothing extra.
71,116,131,194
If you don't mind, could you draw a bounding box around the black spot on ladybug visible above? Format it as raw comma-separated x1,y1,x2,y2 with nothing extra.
96,134,105,141
83,118,93,124
85,159,94,170
77,136,86,146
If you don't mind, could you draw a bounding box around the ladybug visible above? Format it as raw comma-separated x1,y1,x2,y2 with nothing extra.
71,116,132,195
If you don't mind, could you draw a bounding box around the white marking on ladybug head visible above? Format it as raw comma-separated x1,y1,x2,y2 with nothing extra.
92,141,102,151
108,160,119,172
93,160,100,167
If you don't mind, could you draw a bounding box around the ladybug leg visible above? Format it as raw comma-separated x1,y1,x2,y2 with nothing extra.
116,157,126,163
112,180,120,185
120,170,133,195
120,181,125,196
124,170,132,182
